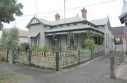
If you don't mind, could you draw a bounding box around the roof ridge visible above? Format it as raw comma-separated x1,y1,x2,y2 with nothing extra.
90,17,108,21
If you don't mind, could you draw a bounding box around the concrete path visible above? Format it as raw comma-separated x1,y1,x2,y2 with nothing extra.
0,51,127,83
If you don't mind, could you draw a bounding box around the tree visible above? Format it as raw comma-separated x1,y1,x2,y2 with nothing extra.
1,27,19,62
85,38,95,59
0,0,23,30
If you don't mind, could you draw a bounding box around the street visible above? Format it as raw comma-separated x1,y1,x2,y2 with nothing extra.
0,51,126,83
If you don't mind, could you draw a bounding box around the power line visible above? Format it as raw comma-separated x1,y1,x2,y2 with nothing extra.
21,0,115,17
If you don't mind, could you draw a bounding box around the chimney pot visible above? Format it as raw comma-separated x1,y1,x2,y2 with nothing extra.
55,13,60,20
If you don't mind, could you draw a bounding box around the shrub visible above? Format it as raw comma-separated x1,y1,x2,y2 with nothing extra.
0,44,4,51
0,56,6,62
20,42,29,51
41,46,47,57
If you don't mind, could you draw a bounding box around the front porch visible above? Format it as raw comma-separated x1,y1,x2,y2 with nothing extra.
45,27,104,58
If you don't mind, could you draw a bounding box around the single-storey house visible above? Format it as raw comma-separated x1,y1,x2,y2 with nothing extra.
26,7,115,56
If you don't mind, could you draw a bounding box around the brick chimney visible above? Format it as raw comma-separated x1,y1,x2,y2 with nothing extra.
55,13,60,20
81,7,87,19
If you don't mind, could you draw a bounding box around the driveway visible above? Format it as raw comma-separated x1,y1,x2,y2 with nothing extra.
0,51,126,83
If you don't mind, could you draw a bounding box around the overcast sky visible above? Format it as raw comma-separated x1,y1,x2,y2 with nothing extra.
3,0,124,30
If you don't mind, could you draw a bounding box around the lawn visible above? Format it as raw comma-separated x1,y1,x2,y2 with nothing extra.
0,69,26,83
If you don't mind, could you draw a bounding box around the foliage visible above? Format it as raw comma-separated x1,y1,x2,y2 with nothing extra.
41,46,47,53
20,42,29,51
1,27,19,51
85,38,95,50
0,56,6,62
119,37,123,44
86,32,94,39
0,0,23,30
85,36,95,59
0,44,4,51
30,46,36,52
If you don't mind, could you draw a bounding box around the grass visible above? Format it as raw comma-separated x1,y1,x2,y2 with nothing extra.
0,69,26,83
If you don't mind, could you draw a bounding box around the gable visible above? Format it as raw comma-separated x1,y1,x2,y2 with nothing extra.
26,17,42,28
30,18,40,25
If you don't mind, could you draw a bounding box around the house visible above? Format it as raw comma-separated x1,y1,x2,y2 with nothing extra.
26,7,115,56
91,18,115,55
2,28,28,44
18,29,28,43
119,0,127,49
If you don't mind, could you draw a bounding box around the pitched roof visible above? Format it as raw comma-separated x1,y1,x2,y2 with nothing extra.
37,16,85,25
51,17,85,25
36,17,51,25
26,16,91,28
90,18,108,26
111,26,127,34
18,30,28,37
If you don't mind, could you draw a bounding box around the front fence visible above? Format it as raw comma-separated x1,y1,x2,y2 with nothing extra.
12,49,91,71
59,50,91,68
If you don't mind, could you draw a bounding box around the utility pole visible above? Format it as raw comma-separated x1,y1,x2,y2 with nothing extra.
64,0,66,19
35,0,37,16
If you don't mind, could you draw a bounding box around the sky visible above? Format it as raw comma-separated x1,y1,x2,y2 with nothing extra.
3,0,124,30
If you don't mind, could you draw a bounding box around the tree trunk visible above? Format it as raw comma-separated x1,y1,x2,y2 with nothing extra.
44,52,46,57
91,49,93,60
6,50,9,62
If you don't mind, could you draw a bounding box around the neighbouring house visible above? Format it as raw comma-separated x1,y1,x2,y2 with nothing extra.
119,0,127,49
26,7,115,58
18,29,28,43
1,28,28,44
112,26,127,44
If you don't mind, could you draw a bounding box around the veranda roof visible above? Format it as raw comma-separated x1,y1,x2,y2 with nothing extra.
45,25,104,35
29,32,39,37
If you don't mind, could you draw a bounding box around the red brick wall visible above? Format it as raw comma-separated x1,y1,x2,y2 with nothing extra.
113,33,126,39
92,51,104,59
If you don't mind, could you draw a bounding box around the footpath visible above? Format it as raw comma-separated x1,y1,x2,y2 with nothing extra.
116,53,127,80
0,51,127,83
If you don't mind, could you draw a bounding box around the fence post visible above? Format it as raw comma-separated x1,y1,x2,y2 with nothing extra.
12,50,17,64
28,50,32,65
6,50,9,62
12,51,15,64
78,50,80,64
110,57,115,79
56,51,59,71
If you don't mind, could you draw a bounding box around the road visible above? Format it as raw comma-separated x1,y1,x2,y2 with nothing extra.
0,51,126,83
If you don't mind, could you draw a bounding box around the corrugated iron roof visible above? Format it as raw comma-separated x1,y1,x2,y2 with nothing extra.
111,26,127,34
37,16,85,26
90,18,108,26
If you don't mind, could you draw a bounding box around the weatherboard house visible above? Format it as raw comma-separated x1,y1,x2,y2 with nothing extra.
26,8,115,56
